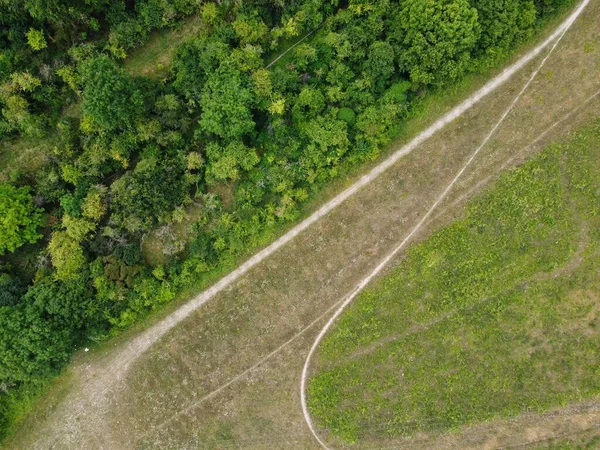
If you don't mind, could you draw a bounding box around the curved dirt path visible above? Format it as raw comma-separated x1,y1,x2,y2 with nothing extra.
299,1,591,448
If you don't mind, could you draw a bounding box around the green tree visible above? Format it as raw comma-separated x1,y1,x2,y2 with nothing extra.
392,0,480,86
232,15,268,45
10,72,42,92
292,86,325,121
79,55,143,131
0,273,23,307
0,277,95,383
0,304,73,382
110,154,187,233
470,0,536,58
205,141,259,183
26,28,47,51
300,113,350,182
0,184,43,255
48,231,86,281
171,37,229,102
365,41,395,84
62,215,96,241
197,62,255,141
81,186,107,221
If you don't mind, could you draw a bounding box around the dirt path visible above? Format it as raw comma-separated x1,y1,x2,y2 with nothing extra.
141,84,600,439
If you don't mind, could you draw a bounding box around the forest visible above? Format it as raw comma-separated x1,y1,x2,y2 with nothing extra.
0,0,572,438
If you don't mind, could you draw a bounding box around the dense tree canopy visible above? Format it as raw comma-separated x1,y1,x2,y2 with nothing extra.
110,154,187,233
0,184,43,255
197,62,256,141
171,37,230,102
0,277,94,383
392,0,481,86
79,55,144,131
471,0,537,58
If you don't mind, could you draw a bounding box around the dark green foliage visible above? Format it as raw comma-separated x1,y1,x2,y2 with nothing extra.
0,305,71,383
110,154,187,233
0,273,24,307
171,37,230,101
79,55,143,131
534,0,575,18
365,41,395,85
383,81,411,105
0,184,43,255
391,0,480,86
0,276,96,383
197,62,256,141
471,0,536,59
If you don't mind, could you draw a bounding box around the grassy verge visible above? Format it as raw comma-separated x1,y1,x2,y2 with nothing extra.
307,119,600,444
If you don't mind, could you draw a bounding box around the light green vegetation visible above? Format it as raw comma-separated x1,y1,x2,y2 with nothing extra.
0,183,43,255
529,431,600,449
123,15,205,78
308,119,600,444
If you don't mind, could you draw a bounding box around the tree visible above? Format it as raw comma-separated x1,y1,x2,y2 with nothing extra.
356,102,403,148
0,273,23,307
205,141,259,183
534,0,572,18
392,0,480,86
10,72,42,92
0,304,73,382
470,0,536,58
232,15,268,45
62,215,96,241
0,184,43,255
365,41,395,84
110,154,187,233
300,113,350,182
79,55,143,130
0,277,96,383
171,37,229,101
81,185,107,221
197,62,255,141
48,231,86,281
26,28,47,51
292,86,325,122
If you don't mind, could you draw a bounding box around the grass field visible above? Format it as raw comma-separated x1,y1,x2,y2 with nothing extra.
307,121,600,445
